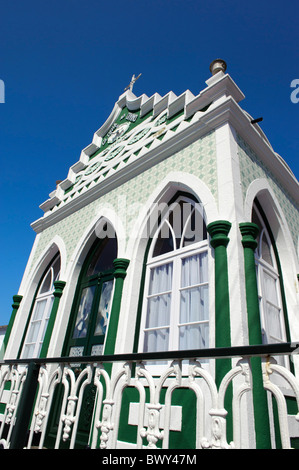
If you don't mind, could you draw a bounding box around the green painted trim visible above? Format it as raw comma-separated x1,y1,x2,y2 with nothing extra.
239,222,261,344
103,258,130,356
207,221,232,351
207,220,231,250
39,281,66,358
239,222,272,449
207,220,232,443
0,295,23,360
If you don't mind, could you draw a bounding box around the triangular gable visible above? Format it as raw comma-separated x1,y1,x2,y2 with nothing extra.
38,73,247,215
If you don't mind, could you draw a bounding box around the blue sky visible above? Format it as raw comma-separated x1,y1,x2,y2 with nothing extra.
0,0,298,326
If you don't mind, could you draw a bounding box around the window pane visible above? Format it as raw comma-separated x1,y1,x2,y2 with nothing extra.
94,280,114,336
180,285,209,324
40,297,53,338
25,299,47,346
26,320,42,344
40,270,52,294
148,263,173,295
263,271,282,342
153,223,174,257
265,304,282,342
39,256,61,294
261,233,273,266
23,344,35,359
87,237,117,276
180,252,209,350
182,207,207,247
52,256,61,284
32,299,47,321
144,328,169,353
264,271,279,305
179,322,209,350
146,294,172,329
144,263,173,352
73,286,96,339
181,252,208,288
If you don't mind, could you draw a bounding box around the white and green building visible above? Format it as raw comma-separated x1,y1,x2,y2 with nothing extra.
1,60,299,450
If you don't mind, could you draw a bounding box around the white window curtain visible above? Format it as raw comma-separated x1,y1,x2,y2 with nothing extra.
180,252,209,350
144,262,173,353
261,269,283,344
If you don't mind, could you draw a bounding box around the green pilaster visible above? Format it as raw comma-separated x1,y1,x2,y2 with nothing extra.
239,223,262,344
104,258,130,356
207,220,232,442
239,222,271,448
40,281,66,358
207,221,232,352
0,295,23,360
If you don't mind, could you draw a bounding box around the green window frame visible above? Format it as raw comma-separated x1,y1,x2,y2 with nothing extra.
63,235,117,358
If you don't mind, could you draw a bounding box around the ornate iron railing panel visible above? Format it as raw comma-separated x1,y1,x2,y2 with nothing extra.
0,344,299,449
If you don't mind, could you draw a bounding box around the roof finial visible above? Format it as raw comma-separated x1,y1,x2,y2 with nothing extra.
209,59,227,76
124,73,142,92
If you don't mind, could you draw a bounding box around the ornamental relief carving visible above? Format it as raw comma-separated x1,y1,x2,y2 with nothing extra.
62,110,184,199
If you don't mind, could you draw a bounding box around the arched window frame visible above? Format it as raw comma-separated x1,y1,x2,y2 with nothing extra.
138,194,209,357
252,202,288,357
21,254,61,359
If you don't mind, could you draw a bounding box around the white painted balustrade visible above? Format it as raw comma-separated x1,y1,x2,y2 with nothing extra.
0,351,299,449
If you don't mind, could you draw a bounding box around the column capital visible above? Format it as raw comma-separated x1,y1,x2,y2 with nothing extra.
207,220,232,249
239,222,259,251
12,295,23,310
113,258,130,279
53,280,66,298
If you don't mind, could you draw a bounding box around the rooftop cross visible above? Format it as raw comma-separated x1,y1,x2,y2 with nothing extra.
124,73,142,92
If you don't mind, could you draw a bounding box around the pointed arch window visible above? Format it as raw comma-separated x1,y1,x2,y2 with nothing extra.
139,196,209,354
252,203,287,351
21,254,61,359
64,233,117,358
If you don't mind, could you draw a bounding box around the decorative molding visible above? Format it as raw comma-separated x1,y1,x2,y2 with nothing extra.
239,222,260,251
207,220,232,249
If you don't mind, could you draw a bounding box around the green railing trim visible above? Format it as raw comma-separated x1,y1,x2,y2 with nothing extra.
2,342,298,366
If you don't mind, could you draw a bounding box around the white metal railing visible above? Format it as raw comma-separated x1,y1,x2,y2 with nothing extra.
1,344,299,450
